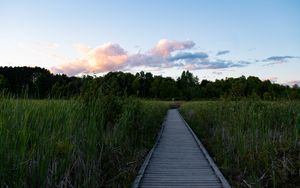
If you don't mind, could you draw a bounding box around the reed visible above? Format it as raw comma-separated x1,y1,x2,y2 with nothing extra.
180,100,300,187
0,96,169,187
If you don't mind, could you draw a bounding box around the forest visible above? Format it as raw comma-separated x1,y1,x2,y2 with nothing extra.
1,66,300,100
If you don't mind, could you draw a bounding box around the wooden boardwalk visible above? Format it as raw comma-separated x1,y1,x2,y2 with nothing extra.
133,109,230,188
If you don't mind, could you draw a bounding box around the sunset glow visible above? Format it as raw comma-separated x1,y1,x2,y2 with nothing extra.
1,0,299,84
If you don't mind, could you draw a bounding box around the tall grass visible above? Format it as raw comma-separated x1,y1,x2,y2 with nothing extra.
0,95,169,187
180,101,300,187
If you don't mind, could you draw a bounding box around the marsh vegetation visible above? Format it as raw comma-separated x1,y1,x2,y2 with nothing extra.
180,101,300,187
0,95,169,187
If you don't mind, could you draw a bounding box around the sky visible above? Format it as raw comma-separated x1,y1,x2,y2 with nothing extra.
1,0,299,85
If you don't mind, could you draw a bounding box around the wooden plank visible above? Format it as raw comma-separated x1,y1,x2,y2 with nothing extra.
132,109,231,188
131,114,167,188
178,111,231,188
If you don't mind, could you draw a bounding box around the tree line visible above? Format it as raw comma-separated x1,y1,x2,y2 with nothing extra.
0,66,299,100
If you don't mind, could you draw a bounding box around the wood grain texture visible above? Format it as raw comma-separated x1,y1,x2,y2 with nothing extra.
133,109,230,188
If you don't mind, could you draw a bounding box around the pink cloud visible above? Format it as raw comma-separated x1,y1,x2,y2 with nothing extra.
151,39,195,57
51,59,89,76
51,39,249,76
51,42,129,75
286,80,300,87
74,44,91,55
51,39,194,75
86,43,128,70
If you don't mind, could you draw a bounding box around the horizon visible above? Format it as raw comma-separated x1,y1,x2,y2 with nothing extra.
1,0,299,85
1,65,298,88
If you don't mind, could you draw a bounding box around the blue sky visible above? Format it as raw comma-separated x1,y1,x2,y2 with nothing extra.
1,0,299,84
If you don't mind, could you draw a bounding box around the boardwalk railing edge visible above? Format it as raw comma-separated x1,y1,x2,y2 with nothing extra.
131,114,168,188
177,109,231,188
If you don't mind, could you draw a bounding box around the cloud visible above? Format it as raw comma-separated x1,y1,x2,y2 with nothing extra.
51,59,89,76
216,50,230,56
286,80,300,87
51,39,252,76
182,60,250,70
212,71,222,75
52,42,129,75
262,56,299,65
263,56,296,62
167,52,208,61
151,39,195,57
74,44,91,55
263,77,278,83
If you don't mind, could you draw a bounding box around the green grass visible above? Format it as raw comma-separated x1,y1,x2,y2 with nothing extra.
180,101,300,187
0,96,169,187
